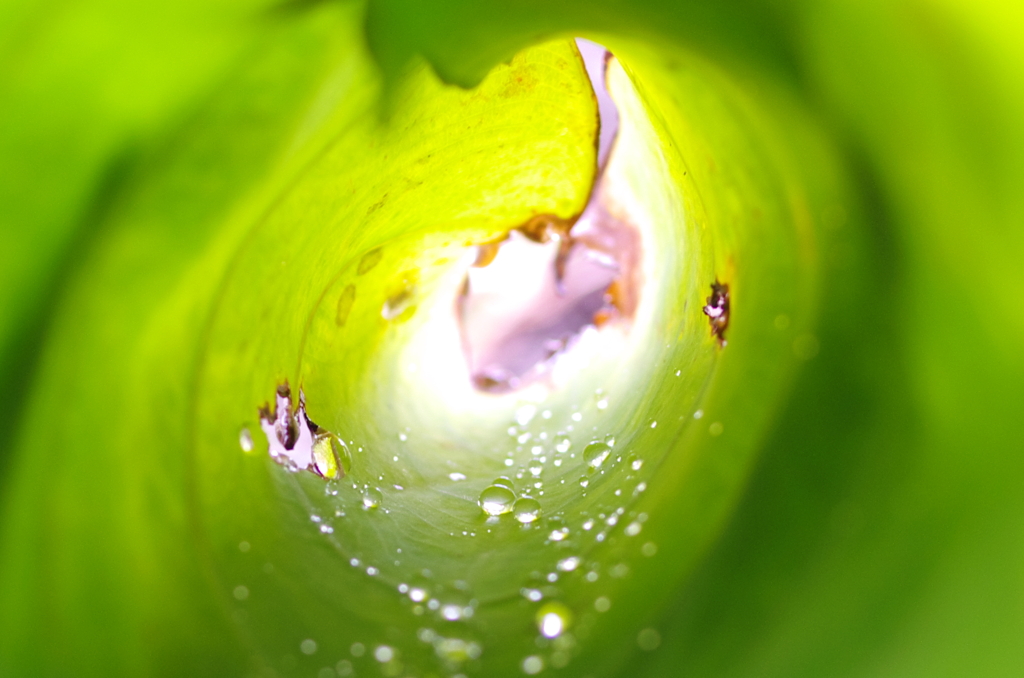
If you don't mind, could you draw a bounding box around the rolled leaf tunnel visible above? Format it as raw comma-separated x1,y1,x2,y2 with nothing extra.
1,2,1022,678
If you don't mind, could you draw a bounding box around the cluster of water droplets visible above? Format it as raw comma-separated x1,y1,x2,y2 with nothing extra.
232,370,700,677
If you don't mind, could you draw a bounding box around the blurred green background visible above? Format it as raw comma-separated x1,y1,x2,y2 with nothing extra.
1,0,1023,676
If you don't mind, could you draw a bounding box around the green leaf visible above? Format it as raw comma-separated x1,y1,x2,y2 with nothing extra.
3,0,1023,677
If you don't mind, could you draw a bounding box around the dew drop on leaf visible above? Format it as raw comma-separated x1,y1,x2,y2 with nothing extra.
536,602,572,638
583,441,611,468
513,497,541,523
479,485,516,516
362,487,383,509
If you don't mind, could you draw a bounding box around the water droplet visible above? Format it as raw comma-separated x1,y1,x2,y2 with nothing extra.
641,542,658,557
336,659,353,676
709,422,723,436
522,588,543,602
536,602,572,638
557,556,581,572
554,434,572,453
320,524,334,534
301,639,318,655
582,519,594,530
631,458,643,471
693,409,704,419
492,476,515,490
448,472,467,481
793,333,820,360
637,628,661,651
362,487,383,509
233,585,249,601
398,432,407,442
522,655,544,675
594,596,611,612
239,428,253,452
374,645,395,662
434,637,482,663
238,541,250,553
350,642,365,657
650,420,657,428
479,485,516,516
409,587,428,603
624,521,642,536
312,434,346,479
583,441,611,469
441,604,463,621
549,527,569,542
596,398,608,410
514,497,541,523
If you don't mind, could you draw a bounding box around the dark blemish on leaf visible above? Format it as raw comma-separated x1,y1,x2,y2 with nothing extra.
336,284,356,327
365,193,388,216
357,247,384,275
382,270,418,321
702,281,730,346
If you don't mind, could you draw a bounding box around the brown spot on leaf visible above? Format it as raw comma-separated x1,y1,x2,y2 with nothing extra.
358,247,384,275
336,284,356,327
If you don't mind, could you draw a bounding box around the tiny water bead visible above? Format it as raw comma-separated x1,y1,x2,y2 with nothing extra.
548,527,569,542
362,487,383,509
301,638,318,655
637,628,662,651
521,655,544,675
594,596,611,612
239,428,253,452
433,636,483,664
479,485,516,516
583,441,612,469
557,556,581,572
513,497,541,523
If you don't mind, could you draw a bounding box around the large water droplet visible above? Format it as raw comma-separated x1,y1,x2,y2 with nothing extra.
583,441,612,469
479,485,516,516
513,497,541,523
536,602,572,638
